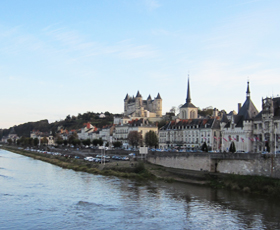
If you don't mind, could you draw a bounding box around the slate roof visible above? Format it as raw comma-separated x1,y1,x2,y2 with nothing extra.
156,93,162,99
225,82,258,128
160,118,220,130
181,78,196,108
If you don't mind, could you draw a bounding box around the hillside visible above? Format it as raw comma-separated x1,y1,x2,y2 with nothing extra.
0,111,120,139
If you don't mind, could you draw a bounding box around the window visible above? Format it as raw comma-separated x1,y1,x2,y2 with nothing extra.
254,124,257,129
236,135,239,142
259,123,262,129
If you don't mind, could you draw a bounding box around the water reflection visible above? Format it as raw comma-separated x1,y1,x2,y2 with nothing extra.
1,149,280,230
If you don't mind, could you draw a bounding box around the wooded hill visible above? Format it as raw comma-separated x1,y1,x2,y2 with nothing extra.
0,111,120,139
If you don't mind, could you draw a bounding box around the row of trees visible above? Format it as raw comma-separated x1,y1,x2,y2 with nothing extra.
127,130,159,148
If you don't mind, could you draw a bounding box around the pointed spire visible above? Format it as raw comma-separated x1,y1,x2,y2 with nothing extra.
186,76,191,103
124,93,129,101
156,93,162,99
136,91,142,98
246,81,250,99
147,94,152,100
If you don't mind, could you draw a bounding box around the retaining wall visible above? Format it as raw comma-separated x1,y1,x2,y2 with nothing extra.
147,152,280,178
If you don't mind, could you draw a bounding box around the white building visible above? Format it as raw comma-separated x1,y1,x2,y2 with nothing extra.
159,118,221,150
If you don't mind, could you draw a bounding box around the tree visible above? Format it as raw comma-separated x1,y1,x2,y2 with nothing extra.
82,139,91,146
34,138,39,146
127,131,142,148
113,141,122,148
92,138,103,146
56,136,63,145
41,137,48,145
68,132,78,145
7,138,12,145
72,139,81,146
144,130,158,148
201,142,208,152
229,141,236,153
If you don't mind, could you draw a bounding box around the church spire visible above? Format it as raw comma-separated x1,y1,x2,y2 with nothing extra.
186,76,191,104
246,81,250,99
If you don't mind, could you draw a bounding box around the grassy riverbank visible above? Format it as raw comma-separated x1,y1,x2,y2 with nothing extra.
1,146,156,180
2,146,280,196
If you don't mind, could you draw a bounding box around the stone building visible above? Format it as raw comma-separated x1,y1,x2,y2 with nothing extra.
253,96,280,153
221,82,258,152
113,118,158,148
124,91,162,118
158,118,221,150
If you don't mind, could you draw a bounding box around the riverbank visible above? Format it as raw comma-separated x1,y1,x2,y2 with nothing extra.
2,146,280,197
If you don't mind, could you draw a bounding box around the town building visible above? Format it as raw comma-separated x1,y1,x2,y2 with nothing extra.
158,118,221,150
253,96,280,153
1,127,19,144
77,122,97,140
221,82,258,152
159,78,221,150
113,118,158,148
30,130,54,146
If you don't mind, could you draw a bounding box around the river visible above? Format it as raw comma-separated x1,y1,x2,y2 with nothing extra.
0,149,280,230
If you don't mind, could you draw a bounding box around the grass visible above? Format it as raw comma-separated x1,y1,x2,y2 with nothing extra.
1,146,155,180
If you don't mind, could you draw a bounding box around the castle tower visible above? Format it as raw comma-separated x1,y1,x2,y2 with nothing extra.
155,93,162,117
124,93,129,116
135,91,143,117
179,77,198,119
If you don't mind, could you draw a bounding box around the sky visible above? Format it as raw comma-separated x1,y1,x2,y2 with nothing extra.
1,0,280,129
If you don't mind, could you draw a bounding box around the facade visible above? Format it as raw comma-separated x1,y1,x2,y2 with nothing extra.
113,118,158,148
124,91,162,118
158,118,221,150
77,122,96,140
253,97,280,153
221,82,258,152
99,125,115,145
30,130,54,146
179,78,198,119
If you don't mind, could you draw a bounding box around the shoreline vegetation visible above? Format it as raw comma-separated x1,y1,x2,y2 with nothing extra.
2,146,280,197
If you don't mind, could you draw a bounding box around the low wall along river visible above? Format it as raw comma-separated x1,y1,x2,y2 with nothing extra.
147,152,280,178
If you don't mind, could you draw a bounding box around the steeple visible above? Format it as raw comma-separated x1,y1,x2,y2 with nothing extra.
246,81,250,99
186,77,191,103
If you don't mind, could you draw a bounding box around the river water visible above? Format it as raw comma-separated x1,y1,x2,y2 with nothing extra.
1,149,280,230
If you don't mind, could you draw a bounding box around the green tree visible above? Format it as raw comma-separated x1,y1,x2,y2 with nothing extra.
229,141,236,153
72,139,81,146
92,138,103,146
41,137,48,145
144,130,158,148
63,140,68,146
113,141,122,148
82,139,91,146
201,142,208,152
7,138,12,145
127,131,142,148
34,138,39,146
56,135,63,145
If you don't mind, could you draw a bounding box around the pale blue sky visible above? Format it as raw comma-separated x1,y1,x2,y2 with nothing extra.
1,0,280,129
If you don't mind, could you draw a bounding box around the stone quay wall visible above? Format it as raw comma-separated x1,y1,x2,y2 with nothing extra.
147,152,280,178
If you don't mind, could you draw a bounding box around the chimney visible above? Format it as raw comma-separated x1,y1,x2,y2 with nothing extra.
238,103,241,113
